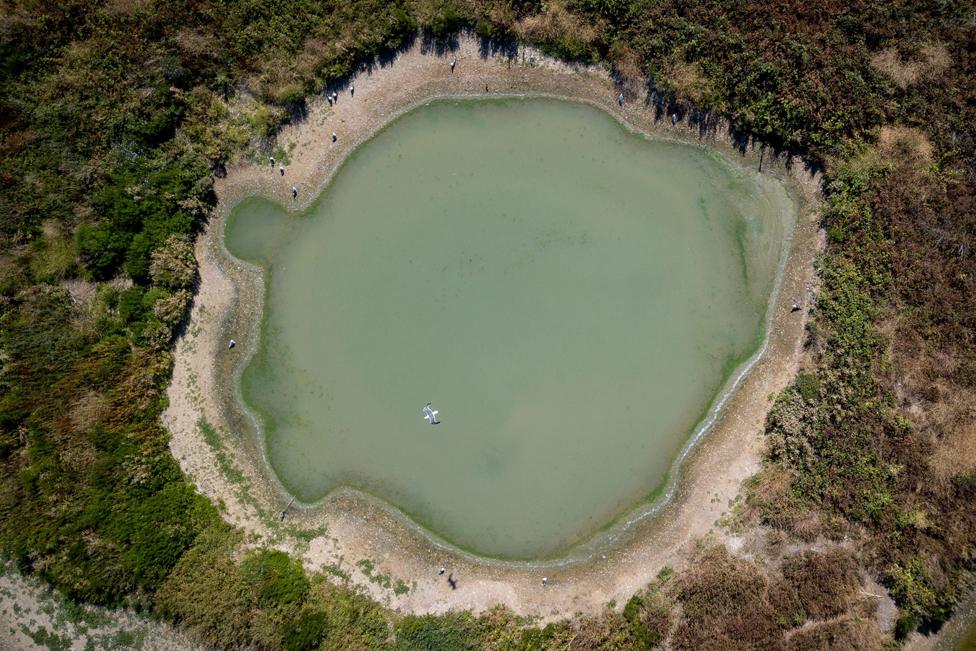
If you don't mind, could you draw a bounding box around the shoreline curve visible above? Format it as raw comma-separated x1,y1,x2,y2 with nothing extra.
164,34,822,618
223,96,795,564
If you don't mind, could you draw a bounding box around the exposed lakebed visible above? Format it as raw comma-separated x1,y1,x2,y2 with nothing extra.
224,98,796,559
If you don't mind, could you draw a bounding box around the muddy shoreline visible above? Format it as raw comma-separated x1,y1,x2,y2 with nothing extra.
164,35,822,617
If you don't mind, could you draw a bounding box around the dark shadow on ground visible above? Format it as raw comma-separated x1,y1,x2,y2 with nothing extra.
259,28,824,186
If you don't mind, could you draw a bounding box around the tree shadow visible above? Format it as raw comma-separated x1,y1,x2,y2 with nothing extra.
476,33,519,61
271,29,520,151
419,29,461,56
262,28,826,185
632,82,823,180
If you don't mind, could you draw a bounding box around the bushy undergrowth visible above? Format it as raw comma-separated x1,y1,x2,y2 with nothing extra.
752,123,976,636
1,0,974,647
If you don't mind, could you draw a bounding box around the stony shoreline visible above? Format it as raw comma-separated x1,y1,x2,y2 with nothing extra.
163,34,823,618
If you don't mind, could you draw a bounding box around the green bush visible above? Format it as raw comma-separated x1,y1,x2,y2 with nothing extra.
391,8,419,40
29,236,76,283
794,372,820,401
242,550,310,607
623,590,671,649
394,612,480,650
284,611,331,651
76,224,130,280
425,6,464,39
125,232,153,282
117,286,147,324
2,0,975,645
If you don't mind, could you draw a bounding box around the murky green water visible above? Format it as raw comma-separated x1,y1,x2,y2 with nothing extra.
957,622,976,650
225,98,795,559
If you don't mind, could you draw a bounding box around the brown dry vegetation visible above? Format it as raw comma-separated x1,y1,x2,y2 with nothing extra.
670,545,877,650
753,96,976,635
870,42,952,89
514,0,604,56
659,59,716,107
782,550,862,620
876,126,934,171
927,387,976,479
785,617,885,651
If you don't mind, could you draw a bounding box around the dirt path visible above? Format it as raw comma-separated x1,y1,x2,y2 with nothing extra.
164,34,822,619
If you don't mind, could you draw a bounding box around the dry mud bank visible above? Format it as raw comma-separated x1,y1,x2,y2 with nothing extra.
164,34,822,618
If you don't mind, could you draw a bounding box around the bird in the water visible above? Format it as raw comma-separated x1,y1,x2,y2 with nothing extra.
423,402,440,425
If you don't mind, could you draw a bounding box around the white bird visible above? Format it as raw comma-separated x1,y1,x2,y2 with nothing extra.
422,402,440,425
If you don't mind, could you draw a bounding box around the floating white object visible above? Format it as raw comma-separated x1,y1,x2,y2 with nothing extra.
422,402,440,425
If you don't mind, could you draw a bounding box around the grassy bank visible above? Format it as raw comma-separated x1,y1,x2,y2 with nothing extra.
1,0,973,647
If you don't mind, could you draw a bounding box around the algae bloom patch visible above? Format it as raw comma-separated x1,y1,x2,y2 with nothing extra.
224,98,795,559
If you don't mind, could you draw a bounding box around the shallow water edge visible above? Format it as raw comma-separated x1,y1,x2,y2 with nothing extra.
164,36,823,617
214,96,804,564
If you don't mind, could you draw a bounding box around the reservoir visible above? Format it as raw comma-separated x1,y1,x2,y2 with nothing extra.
225,98,796,559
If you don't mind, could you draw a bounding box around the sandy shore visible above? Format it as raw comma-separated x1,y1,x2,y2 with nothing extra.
164,34,822,618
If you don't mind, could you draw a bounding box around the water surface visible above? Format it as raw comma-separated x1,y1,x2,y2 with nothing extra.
226,98,795,559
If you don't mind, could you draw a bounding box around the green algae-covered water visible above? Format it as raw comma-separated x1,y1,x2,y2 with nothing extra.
225,98,796,559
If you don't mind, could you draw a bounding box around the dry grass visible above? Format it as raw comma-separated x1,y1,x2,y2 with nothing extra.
0,255,18,288
103,0,153,17
670,545,883,649
909,376,976,479
870,42,951,89
782,549,862,620
744,465,828,539
610,43,646,96
785,616,884,650
883,316,976,479
928,389,976,478
40,219,61,240
175,28,217,57
69,390,110,435
673,545,798,649
661,59,715,105
515,0,601,47
876,126,934,171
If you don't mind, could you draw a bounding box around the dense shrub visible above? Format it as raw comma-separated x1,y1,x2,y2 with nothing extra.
241,549,310,607
395,612,482,650
283,610,331,651
753,129,976,635
781,549,861,620
623,589,672,649
425,5,466,39
150,235,197,290
673,546,800,648
75,224,130,281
